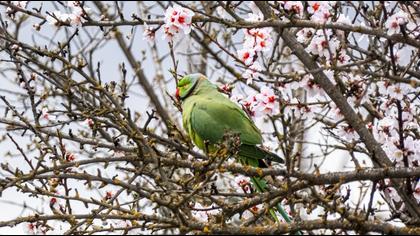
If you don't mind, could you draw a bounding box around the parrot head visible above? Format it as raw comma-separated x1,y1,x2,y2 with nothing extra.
175,73,206,100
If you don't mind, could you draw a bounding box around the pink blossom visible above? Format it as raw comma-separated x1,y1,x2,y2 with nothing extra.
23,222,49,235
283,1,304,16
309,2,333,23
67,1,81,8
237,48,256,65
257,86,276,102
69,13,83,26
307,1,326,14
12,1,27,8
377,117,397,133
254,87,278,116
336,124,360,142
219,83,233,94
386,83,409,100
376,81,390,96
414,182,420,202
296,28,315,43
24,223,37,235
50,197,57,207
105,191,113,200
375,116,399,145
10,44,21,51
240,203,264,220
307,32,339,58
329,103,344,120
41,107,56,121
250,205,260,213
284,98,316,120
163,5,194,40
241,87,279,117
235,175,251,192
230,94,244,104
46,11,73,26
239,3,273,77
242,95,257,117
162,24,180,41
84,118,94,128
337,50,350,66
142,24,156,42
243,28,273,52
300,75,322,97
384,187,402,203
6,1,27,15
243,62,262,84
65,151,76,162
69,4,91,26
385,11,409,35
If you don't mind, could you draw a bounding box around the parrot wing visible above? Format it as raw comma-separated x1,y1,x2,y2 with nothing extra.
189,96,262,147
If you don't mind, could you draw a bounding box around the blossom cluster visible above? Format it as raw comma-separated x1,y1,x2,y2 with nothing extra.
307,1,335,23
6,1,27,13
297,28,350,65
46,1,90,27
385,10,419,36
228,3,279,117
329,77,419,204
142,5,194,42
280,1,343,24
234,86,278,117
23,222,49,235
5,1,28,18
161,5,194,41
373,82,420,166
283,1,304,17
239,3,273,85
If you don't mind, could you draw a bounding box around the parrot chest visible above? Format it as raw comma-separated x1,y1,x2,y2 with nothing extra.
181,96,216,151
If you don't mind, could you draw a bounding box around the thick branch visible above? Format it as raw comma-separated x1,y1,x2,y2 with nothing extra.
254,0,420,219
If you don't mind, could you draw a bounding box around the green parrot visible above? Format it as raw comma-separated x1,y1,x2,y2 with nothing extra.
175,73,291,223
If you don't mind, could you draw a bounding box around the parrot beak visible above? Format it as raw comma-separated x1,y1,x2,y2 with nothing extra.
175,88,180,100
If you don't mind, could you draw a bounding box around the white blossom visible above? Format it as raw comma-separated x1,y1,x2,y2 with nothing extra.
385,11,409,35
162,5,194,40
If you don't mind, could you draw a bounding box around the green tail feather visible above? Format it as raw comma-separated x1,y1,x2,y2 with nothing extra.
250,177,280,223
238,154,301,234
249,173,302,235
250,176,290,223
239,144,285,165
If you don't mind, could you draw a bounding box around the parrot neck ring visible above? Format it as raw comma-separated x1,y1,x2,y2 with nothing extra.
176,78,199,100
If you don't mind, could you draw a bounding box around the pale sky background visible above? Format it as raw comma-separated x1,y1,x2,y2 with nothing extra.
0,2,174,234
0,1,391,234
